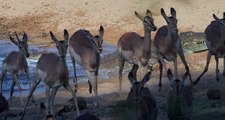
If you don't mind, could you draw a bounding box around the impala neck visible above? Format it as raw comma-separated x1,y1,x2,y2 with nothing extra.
143,30,151,53
60,57,67,65
18,49,26,61
167,26,178,46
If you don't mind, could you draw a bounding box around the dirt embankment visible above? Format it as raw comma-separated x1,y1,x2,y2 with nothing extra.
1,0,225,46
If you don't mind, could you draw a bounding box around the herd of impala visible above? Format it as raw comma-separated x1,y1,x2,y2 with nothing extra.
0,7,224,120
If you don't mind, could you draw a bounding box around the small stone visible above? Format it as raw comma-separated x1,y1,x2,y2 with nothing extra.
207,88,221,100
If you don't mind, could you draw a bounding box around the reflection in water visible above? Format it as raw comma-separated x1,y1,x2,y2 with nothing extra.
0,40,116,96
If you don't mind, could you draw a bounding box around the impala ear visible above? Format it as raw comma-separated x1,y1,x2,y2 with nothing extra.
135,11,144,21
141,71,151,86
170,7,176,18
15,32,22,43
161,8,169,22
213,14,220,21
146,9,152,17
181,71,189,86
99,25,104,40
223,12,225,19
49,31,58,43
128,72,136,85
22,32,28,43
63,29,69,43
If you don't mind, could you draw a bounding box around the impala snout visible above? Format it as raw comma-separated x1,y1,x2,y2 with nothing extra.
174,28,178,32
153,26,157,31
98,48,103,53
60,55,66,59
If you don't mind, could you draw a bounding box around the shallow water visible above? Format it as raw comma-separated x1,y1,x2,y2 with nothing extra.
0,40,116,96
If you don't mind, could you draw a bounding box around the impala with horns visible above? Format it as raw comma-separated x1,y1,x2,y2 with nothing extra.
154,7,192,91
20,30,80,119
194,13,225,85
167,69,193,120
0,32,31,105
68,26,104,100
117,9,157,94
126,70,158,120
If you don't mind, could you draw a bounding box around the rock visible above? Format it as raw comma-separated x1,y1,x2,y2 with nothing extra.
60,97,87,112
74,112,100,120
207,88,221,100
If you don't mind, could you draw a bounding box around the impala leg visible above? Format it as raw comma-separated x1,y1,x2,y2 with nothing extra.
24,68,31,91
64,83,80,116
45,86,50,114
49,85,60,115
173,57,178,79
158,54,166,92
215,56,220,81
178,49,193,85
118,57,125,95
223,57,225,78
0,70,6,93
9,80,15,103
194,52,212,85
94,68,99,97
24,68,34,102
138,61,143,81
70,54,78,92
158,59,163,92
12,73,24,105
20,73,41,120
87,71,98,97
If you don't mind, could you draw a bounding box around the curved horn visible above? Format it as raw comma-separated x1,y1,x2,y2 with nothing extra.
15,32,21,42
22,32,28,43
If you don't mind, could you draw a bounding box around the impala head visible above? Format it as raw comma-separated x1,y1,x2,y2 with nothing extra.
161,7,178,33
135,9,157,32
9,32,30,58
167,69,188,96
50,29,69,59
93,25,104,53
128,71,151,102
213,13,225,31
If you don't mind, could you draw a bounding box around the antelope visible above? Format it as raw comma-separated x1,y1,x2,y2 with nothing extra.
68,26,104,99
194,13,225,85
20,30,80,119
117,9,157,94
153,8,192,91
126,70,158,120
0,32,31,105
167,69,193,120
0,93,8,120
74,112,100,120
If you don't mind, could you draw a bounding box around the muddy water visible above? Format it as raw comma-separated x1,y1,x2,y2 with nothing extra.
0,40,116,97
0,31,207,97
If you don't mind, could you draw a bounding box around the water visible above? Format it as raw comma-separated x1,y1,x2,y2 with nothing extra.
0,40,116,95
